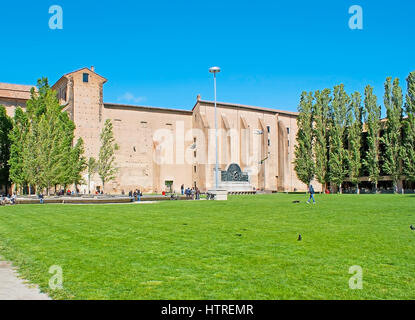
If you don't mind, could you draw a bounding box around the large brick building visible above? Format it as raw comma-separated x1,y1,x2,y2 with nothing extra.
0,67,311,194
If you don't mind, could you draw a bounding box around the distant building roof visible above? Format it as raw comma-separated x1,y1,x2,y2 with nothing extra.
0,82,34,101
194,99,298,116
104,102,193,115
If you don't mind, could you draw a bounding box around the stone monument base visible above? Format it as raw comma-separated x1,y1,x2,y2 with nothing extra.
219,181,253,192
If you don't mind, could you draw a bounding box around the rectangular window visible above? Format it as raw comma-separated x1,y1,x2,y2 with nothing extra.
83,73,89,83
194,166,197,173
194,151,197,158
267,125,270,133
287,127,290,134
268,139,271,146
288,140,290,146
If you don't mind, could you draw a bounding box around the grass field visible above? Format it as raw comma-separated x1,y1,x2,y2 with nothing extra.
0,194,414,300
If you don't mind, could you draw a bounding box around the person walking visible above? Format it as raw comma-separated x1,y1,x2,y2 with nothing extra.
307,184,316,204
181,184,184,195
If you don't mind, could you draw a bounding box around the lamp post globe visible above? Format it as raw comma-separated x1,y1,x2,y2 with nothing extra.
209,66,221,74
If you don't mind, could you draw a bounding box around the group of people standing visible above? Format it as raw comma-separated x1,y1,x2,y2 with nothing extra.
181,184,201,200
129,189,142,201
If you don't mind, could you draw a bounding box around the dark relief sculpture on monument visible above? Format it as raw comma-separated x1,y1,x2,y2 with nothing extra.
221,163,249,182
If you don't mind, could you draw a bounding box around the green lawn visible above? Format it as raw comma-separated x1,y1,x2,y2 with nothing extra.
0,194,414,300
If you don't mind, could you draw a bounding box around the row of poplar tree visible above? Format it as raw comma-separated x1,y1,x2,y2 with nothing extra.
0,78,118,195
294,71,415,193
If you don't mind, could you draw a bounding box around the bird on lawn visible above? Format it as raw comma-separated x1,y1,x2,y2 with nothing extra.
298,234,302,241
410,225,415,231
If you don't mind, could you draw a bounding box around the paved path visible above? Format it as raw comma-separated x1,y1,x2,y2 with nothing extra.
0,261,50,300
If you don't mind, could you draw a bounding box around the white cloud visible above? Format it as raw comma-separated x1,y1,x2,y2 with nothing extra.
117,92,146,104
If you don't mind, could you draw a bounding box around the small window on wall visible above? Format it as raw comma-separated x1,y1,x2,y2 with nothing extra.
267,126,270,133
287,127,290,134
83,73,89,83
268,139,271,146
194,166,197,173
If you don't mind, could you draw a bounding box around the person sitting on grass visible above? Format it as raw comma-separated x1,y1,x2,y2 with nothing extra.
307,184,316,204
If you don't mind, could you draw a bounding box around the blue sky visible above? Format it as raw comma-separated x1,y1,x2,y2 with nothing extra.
1,0,414,113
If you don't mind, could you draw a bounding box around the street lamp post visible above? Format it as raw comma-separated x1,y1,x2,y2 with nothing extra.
255,129,269,191
209,66,221,190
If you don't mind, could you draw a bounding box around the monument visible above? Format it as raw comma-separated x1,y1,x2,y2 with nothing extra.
219,163,254,192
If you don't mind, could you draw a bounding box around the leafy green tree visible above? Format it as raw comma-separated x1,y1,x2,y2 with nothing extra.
54,111,77,191
70,138,87,193
382,77,403,193
10,78,84,195
313,89,331,190
328,85,350,193
22,111,41,193
87,157,97,194
33,81,71,194
294,92,315,185
8,107,29,193
363,85,381,191
347,92,363,193
402,71,415,182
0,106,13,193
98,119,119,193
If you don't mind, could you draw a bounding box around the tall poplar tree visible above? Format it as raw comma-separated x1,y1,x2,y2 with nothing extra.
87,157,97,194
8,107,29,193
98,119,119,193
363,85,381,191
402,71,415,182
313,89,331,190
0,106,12,193
347,92,363,193
70,138,87,193
328,85,350,193
294,92,315,186
382,77,403,192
